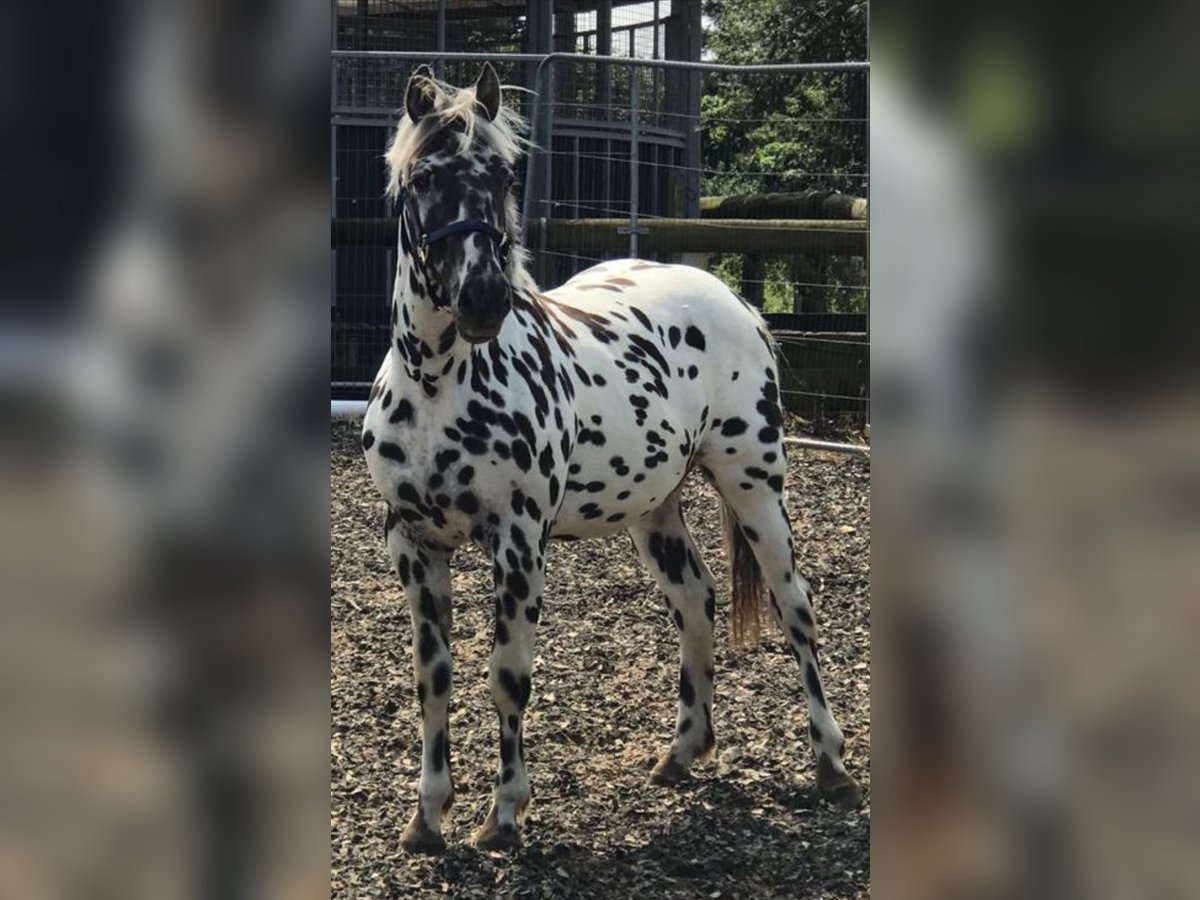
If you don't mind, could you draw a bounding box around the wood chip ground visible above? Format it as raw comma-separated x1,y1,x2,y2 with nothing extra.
331,421,870,898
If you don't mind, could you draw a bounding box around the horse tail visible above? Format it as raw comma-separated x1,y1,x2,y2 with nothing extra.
722,498,764,649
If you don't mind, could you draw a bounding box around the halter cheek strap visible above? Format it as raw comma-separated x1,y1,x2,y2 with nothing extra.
398,186,511,268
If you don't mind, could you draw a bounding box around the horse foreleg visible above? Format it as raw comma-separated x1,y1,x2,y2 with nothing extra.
388,523,456,854
473,520,546,850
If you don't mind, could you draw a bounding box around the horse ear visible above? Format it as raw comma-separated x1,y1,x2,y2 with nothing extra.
405,65,437,122
474,63,501,122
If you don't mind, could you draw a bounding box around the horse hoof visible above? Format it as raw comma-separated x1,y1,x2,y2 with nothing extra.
401,813,447,855
474,822,521,851
473,808,522,851
822,778,863,809
817,756,863,810
649,754,691,787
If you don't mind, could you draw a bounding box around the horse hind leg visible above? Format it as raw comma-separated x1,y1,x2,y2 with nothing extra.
702,425,863,809
628,492,718,785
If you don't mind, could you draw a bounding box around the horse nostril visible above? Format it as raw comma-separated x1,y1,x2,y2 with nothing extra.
461,277,510,321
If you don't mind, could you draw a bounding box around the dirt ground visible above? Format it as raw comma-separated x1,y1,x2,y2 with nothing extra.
331,420,870,898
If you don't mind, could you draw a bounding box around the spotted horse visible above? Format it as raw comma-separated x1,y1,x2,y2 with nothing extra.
362,64,863,853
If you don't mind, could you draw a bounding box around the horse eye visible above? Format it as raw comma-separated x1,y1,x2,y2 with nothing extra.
410,171,431,192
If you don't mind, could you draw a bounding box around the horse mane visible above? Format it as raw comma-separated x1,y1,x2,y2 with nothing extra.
385,75,535,290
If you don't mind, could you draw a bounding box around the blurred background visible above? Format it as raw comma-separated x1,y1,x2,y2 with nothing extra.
1,0,1199,897
871,1,1200,897
0,0,329,898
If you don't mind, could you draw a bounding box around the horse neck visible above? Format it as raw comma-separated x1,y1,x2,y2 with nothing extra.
390,253,463,394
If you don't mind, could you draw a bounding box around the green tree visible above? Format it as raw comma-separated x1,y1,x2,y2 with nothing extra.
701,0,868,314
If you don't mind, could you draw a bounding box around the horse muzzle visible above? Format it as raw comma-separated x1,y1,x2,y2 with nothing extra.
456,276,512,344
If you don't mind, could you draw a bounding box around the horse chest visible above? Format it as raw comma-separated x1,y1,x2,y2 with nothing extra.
363,385,560,548
363,396,481,546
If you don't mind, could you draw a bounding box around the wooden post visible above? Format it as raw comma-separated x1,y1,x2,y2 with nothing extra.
665,2,703,219
701,191,868,220
790,255,829,313
553,11,574,52
742,255,764,308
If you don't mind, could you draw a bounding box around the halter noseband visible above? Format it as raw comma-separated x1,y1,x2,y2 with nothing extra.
398,185,511,268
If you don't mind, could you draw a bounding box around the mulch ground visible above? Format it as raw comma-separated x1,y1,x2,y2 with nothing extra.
331,420,870,899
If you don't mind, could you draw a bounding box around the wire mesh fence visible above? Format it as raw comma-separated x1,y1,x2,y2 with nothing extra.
331,16,869,433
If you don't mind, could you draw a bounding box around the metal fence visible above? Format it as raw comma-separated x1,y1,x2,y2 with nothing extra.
332,48,869,432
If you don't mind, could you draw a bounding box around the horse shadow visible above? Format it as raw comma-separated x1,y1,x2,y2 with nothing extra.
412,777,868,899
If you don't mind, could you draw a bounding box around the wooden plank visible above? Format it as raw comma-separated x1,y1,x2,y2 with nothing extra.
701,191,868,220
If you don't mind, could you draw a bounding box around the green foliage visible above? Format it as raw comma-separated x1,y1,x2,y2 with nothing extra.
700,0,869,315
702,0,867,66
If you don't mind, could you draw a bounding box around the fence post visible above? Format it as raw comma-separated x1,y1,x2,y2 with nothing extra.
435,0,446,79
330,34,338,311
628,71,640,258
618,66,647,259
520,66,542,245
538,61,555,285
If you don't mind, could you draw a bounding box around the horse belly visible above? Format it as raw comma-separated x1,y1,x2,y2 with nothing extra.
549,404,697,541
550,466,683,539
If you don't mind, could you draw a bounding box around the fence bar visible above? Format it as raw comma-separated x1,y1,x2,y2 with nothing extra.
520,62,542,245
783,437,870,456
332,400,369,418
334,217,866,255
331,49,869,75
629,72,640,257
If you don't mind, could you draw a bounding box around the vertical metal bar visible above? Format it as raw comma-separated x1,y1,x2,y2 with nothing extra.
520,64,543,244
596,0,611,111
540,63,554,286
330,37,338,209
539,216,549,288
864,65,871,429
652,0,660,121
683,1,703,218
435,0,447,78
572,135,580,219
651,143,659,220
541,61,554,224
603,137,611,218
628,68,639,258
331,0,339,313
331,120,336,307
386,247,395,312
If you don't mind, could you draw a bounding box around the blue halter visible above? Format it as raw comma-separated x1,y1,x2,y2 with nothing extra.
398,185,511,267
